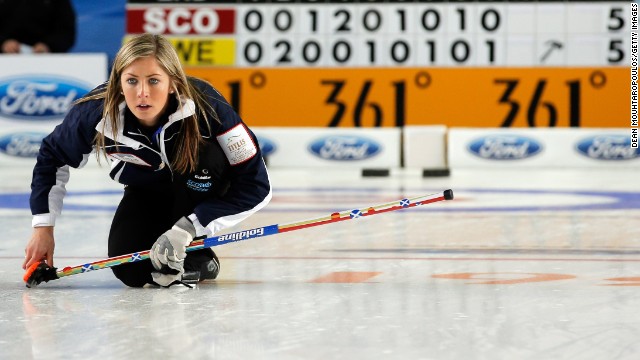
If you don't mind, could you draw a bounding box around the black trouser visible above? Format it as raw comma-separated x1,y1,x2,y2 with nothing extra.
108,185,214,287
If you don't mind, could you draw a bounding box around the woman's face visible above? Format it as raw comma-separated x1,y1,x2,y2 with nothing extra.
120,56,173,127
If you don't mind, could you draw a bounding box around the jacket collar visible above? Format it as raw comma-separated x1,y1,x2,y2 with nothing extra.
95,97,196,148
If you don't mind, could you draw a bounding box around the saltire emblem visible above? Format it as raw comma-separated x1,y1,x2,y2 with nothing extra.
350,209,363,219
400,199,410,208
131,253,142,262
81,264,94,272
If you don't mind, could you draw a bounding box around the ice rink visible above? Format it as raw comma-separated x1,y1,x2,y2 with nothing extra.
1,162,639,359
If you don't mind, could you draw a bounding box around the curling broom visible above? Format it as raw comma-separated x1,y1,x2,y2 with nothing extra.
24,189,453,287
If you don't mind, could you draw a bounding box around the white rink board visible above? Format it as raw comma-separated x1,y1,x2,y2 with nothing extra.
403,125,447,169
253,127,401,168
0,54,108,166
0,53,108,123
449,127,640,168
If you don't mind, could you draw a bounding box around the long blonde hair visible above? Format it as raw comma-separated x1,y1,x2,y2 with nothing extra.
82,34,216,174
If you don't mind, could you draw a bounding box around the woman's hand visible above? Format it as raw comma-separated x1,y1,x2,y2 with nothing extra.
23,227,55,270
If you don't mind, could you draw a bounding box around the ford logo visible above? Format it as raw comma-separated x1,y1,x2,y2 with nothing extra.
468,135,542,160
0,132,46,158
257,136,276,157
0,76,92,120
309,135,381,161
576,135,640,160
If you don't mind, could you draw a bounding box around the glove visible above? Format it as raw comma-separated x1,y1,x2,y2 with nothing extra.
150,217,196,287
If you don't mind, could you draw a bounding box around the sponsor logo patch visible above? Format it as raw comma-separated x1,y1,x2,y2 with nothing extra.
217,124,257,165
186,179,211,192
468,135,542,160
309,135,381,161
187,168,212,192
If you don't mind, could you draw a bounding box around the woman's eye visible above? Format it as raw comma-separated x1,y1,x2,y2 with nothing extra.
126,78,137,85
149,78,159,84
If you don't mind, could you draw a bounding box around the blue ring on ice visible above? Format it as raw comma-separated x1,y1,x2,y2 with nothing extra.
0,188,639,212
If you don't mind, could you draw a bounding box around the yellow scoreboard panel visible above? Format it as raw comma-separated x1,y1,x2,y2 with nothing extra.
126,0,633,128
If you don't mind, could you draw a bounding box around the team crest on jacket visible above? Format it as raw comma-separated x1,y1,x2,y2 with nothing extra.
217,124,257,165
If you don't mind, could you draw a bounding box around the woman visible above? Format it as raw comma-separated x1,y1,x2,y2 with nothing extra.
22,34,272,287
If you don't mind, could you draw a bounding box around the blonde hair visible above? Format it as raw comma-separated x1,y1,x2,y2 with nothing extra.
82,33,216,174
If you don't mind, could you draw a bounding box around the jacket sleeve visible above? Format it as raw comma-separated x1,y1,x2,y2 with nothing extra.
30,100,102,227
187,80,272,237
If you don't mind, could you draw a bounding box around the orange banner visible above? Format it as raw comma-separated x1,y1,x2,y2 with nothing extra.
186,67,627,128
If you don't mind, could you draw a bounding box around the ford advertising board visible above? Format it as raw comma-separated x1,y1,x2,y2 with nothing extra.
0,132,46,158
576,135,640,161
468,135,543,160
0,54,107,166
309,135,382,161
0,76,91,121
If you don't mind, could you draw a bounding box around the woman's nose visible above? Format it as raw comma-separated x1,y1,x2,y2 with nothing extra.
138,84,148,98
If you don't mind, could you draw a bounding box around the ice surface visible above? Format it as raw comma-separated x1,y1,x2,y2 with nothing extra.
2,165,640,359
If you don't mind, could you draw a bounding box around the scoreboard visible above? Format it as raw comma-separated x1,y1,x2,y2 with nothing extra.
126,0,633,128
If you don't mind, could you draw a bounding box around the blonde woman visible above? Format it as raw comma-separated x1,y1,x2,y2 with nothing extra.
23,34,272,287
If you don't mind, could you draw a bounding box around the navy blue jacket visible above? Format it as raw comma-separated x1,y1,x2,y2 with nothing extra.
30,78,271,237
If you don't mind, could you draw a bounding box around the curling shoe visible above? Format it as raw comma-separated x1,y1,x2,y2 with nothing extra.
182,252,220,284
